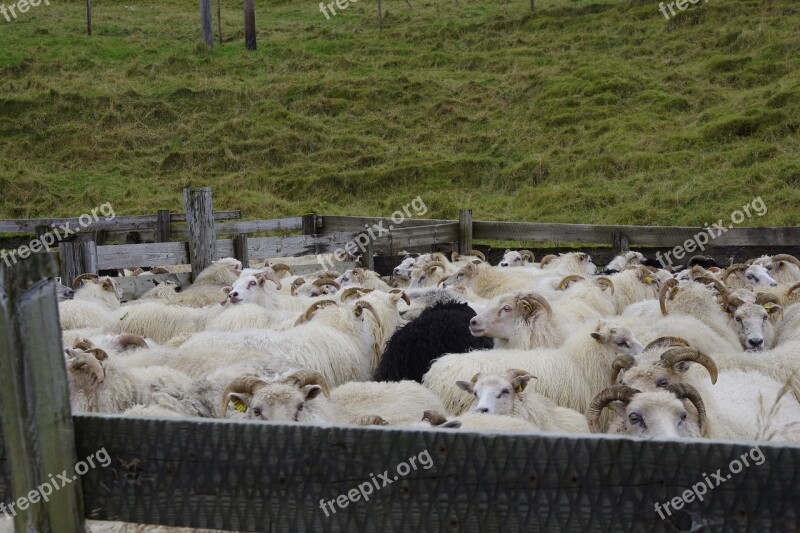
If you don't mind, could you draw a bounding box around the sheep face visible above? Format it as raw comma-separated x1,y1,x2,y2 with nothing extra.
228,382,323,422
468,293,550,341
743,265,778,288
64,347,107,395
456,371,532,415
541,252,596,276
408,263,447,290
608,391,691,439
731,302,780,350
499,251,524,268
605,251,644,272
589,323,644,357
222,272,281,305
442,261,483,288
393,256,417,279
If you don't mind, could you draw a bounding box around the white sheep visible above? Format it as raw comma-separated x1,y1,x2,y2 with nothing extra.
166,257,242,308
58,275,123,330
498,249,535,268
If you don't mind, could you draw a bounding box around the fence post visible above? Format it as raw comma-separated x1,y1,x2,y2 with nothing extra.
378,0,382,29
87,0,92,35
365,233,375,271
58,240,98,285
611,230,629,257
0,253,85,532
156,210,171,242
183,187,216,281
458,209,473,253
302,214,318,235
243,0,256,50
200,0,214,48
233,234,249,266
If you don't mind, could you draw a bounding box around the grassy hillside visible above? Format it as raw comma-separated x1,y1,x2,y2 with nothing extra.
1,0,799,226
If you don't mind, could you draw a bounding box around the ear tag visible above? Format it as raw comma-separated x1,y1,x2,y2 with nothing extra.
515,385,524,393
233,401,247,413
559,282,568,290
521,302,533,314
354,307,362,317
644,276,653,284
763,302,775,310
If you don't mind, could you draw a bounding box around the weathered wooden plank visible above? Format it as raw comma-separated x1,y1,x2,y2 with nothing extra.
96,242,189,269
473,221,800,248
0,212,241,236
67,415,800,531
458,210,473,253
372,223,458,252
0,254,84,531
212,217,304,236
246,232,357,260
113,273,192,301
319,215,454,234
156,210,171,243
58,240,98,285
183,188,216,281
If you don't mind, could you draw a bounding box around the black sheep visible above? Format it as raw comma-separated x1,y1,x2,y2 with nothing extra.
374,301,493,383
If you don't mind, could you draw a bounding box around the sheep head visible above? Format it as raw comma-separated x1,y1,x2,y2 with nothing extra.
589,322,644,357
468,292,552,342
221,374,324,422
455,369,536,416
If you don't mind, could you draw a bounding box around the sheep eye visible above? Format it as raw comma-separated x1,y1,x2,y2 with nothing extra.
298,404,304,411
762,315,768,321
735,317,742,322
656,377,668,388
616,340,628,347
252,409,261,417
499,389,510,397
746,275,754,280
680,412,687,421
248,281,256,287
628,413,640,424
420,275,426,280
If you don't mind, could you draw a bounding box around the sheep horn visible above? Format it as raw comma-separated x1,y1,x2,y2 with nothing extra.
292,277,307,288
610,354,636,385
722,264,748,285
468,250,486,261
422,410,449,426
504,368,537,382
132,267,144,276
283,368,330,398
755,292,783,308
295,300,337,325
150,266,170,274
271,263,295,277
594,276,615,294
557,275,585,290
666,383,706,435
787,282,800,298
389,289,411,305
644,337,690,351
660,347,718,384
354,301,381,329
87,348,109,361
658,278,679,316
354,415,389,426
73,338,95,351
519,250,535,262
451,252,461,262
69,354,106,384
260,271,283,290
518,293,553,317
424,261,447,273
438,275,451,287
220,376,266,418
587,385,640,433
72,273,99,289
539,254,557,268
694,276,730,311
340,287,372,302
313,278,341,290
771,254,800,267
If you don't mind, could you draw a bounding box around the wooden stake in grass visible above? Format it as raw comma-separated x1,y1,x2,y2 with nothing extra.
217,0,223,44
243,0,256,50
378,0,382,30
200,0,214,48
86,0,92,35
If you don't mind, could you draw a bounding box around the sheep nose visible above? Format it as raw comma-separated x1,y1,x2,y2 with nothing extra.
470,318,477,326
476,407,488,414
393,268,400,274
749,338,764,347
500,263,507,267
770,282,777,287
230,291,238,298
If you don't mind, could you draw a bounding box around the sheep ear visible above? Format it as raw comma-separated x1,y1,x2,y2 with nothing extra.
764,302,782,314
455,381,474,393
303,384,323,400
227,393,250,413
222,286,232,295
609,401,627,418
590,332,607,343
442,420,463,429
511,375,531,392
87,348,108,361
504,249,511,254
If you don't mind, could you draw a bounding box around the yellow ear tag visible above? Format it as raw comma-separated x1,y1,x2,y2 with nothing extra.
764,303,775,310
644,276,653,284
559,282,568,290
354,307,362,317
521,302,533,314
515,385,524,393
233,400,247,413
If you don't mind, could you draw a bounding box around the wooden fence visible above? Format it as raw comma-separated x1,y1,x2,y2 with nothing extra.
3,190,800,300
1,243,799,531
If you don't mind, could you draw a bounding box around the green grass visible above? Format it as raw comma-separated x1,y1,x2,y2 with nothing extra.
1,0,799,226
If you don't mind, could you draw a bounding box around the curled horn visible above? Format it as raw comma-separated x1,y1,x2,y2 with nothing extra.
666,383,706,434
283,368,331,398
438,275,451,287
451,251,461,262
722,264,748,285
610,354,636,385
424,261,447,273
422,410,449,426
787,281,800,298
468,250,486,261
694,276,730,311
295,300,337,325
354,301,381,326
292,277,307,288
519,250,535,263
355,415,389,426
771,254,800,267
644,336,690,351
220,376,266,417
658,278,679,316
150,266,170,274
73,338,95,351
313,278,341,290
340,287,372,302
504,368,537,382
72,273,99,289
518,293,553,317
271,263,295,277
260,271,283,290
539,254,557,268
587,385,640,433
87,348,109,362
131,267,145,276
68,353,106,384
557,275,585,290
594,276,615,294
755,292,783,308
660,347,718,384
389,289,411,305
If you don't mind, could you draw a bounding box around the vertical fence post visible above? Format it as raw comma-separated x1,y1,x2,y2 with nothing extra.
243,0,256,50
200,0,214,48
611,230,629,257
58,240,98,285
183,187,216,281
86,0,92,35
233,234,249,266
365,232,375,271
302,214,318,235
156,210,171,243
458,209,473,253
0,253,85,532
378,0,382,29
217,0,223,44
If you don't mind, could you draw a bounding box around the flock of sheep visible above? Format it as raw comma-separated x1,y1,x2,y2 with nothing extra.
57,248,800,442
